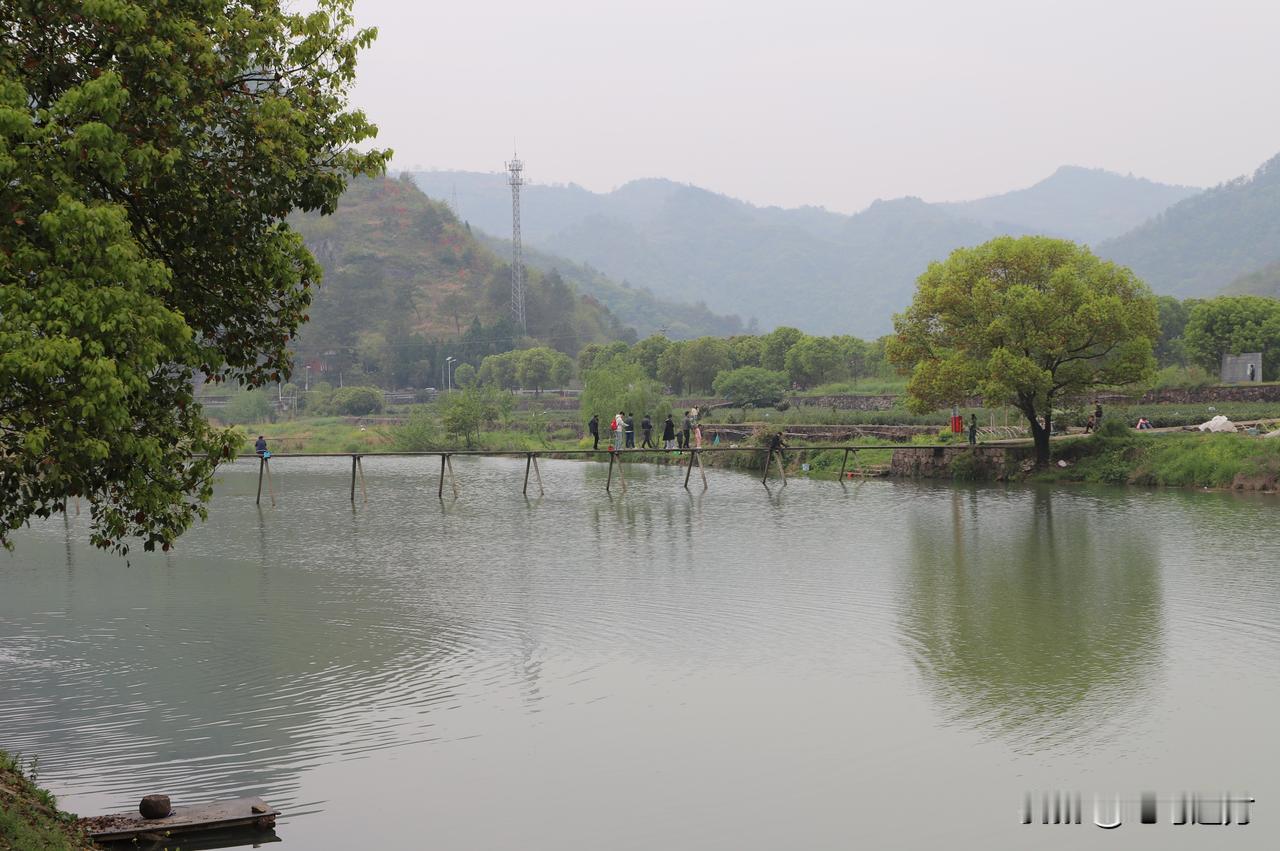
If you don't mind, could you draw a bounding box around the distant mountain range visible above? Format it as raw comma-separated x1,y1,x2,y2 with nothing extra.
1097,153,1280,298
414,165,1205,336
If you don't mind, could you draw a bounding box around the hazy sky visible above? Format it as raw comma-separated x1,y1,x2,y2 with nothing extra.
345,0,1280,213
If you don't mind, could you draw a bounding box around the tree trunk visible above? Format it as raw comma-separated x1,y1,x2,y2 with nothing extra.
1027,413,1050,464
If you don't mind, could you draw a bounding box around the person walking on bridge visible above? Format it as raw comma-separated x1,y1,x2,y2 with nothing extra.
588,414,600,450
612,412,626,452
681,410,692,450
662,414,676,450
641,414,654,448
624,413,636,449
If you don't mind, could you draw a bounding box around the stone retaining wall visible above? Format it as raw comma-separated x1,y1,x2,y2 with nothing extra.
890,445,1036,479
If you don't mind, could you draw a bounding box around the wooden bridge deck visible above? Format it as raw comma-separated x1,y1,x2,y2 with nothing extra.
239,443,993,505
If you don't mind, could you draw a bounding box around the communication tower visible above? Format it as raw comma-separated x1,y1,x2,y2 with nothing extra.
506,153,527,335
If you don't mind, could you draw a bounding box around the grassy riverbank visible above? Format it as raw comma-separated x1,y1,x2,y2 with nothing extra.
0,751,93,850
1044,427,1280,489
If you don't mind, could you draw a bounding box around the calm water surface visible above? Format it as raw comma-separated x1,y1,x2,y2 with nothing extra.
2,457,1279,849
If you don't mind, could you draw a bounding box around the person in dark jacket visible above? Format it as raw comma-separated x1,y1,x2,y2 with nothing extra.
968,414,977,445
640,414,654,448
624,413,635,449
662,414,676,449
681,411,692,449
588,414,599,450
254,435,268,456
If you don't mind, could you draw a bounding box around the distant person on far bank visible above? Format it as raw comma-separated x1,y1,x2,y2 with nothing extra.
588,414,599,450
663,414,676,450
1084,413,1096,434
1094,400,1103,423
968,414,977,445
1248,362,1256,382
254,435,268,457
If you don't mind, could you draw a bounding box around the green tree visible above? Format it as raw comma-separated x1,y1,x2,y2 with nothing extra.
476,351,519,390
629,335,670,379
887,237,1158,463
761,326,805,371
452,362,477,388
657,341,688,394
580,356,670,428
1154,295,1196,367
1,0,386,554
784,335,843,388
329,386,384,416
440,386,502,448
712,367,788,406
516,347,555,394
222,389,275,425
729,335,765,369
679,337,731,394
1183,296,1280,380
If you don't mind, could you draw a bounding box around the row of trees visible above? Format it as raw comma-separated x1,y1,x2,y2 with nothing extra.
464,329,896,398
1155,294,1280,380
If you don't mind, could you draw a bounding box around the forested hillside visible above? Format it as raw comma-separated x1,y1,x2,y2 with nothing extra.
1099,153,1280,297
1223,260,1280,299
415,167,1196,336
289,176,635,388
472,233,746,339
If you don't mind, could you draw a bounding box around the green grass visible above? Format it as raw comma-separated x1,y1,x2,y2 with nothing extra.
1045,429,1280,489
0,751,93,850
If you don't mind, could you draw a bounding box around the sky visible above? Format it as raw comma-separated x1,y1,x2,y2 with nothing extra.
343,0,1280,213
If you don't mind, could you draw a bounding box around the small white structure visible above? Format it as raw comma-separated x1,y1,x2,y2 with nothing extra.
1221,352,1262,383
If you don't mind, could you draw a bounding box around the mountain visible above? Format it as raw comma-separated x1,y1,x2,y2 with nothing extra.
1223,260,1280,299
940,165,1199,246
1098,153,1280,298
289,175,636,385
472,232,745,339
415,167,1197,337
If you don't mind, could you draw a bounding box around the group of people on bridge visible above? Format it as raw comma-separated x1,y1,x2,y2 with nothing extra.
588,409,706,452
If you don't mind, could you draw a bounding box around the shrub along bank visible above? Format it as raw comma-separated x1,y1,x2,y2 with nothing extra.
0,750,93,850
1044,421,1280,490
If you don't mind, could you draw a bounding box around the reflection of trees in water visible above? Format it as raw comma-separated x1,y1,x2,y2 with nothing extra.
900,486,1164,750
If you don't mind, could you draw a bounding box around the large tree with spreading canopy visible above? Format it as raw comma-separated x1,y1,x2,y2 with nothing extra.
887,236,1158,463
1,0,388,553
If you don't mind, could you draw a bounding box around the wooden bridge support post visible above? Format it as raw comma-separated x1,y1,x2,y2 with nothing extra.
761,450,773,485
357,455,367,503
606,453,615,492
445,454,459,498
696,448,708,490
616,451,627,493
257,456,266,505
438,453,446,500
838,448,850,480
531,453,544,496
263,458,276,506
685,449,696,489
524,454,532,495
775,449,787,486
350,455,357,502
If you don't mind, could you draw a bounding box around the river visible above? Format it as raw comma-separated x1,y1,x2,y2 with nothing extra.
2,456,1278,849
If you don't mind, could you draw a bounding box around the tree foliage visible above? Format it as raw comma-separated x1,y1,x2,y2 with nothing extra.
712,367,787,406
888,237,1158,462
1,0,387,553
580,356,669,426
1183,296,1280,380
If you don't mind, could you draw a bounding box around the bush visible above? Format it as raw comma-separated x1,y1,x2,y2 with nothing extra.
392,409,443,451
329,386,384,416
222,388,273,424
712,366,787,407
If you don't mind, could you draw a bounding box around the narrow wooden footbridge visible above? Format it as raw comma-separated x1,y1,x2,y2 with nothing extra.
245,444,953,506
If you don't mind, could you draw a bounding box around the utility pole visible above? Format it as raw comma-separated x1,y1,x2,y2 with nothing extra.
506,152,527,336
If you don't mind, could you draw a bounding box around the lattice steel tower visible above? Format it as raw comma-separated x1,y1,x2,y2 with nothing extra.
506,153,527,335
